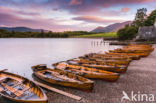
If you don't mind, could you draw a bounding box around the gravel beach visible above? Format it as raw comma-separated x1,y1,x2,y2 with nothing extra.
46,44,156,103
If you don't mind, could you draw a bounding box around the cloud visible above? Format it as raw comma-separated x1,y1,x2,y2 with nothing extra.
0,8,90,31
53,8,59,11
0,6,40,16
73,16,123,24
0,12,53,29
57,0,155,15
0,0,155,31
121,8,131,13
69,0,83,6
0,0,155,17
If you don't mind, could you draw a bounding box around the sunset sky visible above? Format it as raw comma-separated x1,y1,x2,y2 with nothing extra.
0,0,156,32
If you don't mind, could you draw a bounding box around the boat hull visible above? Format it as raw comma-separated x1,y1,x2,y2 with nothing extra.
34,72,94,92
31,67,94,92
81,64,127,73
53,63,120,82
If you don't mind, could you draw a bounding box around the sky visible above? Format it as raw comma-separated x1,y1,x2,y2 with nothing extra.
0,0,156,32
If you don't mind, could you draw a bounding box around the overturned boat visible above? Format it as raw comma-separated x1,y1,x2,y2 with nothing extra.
0,69,47,103
31,64,94,91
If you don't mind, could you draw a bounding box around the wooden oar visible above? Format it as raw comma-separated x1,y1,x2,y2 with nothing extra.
33,81,82,101
0,69,8,72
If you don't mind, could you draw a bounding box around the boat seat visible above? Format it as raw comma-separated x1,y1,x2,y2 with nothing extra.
0,77,8,83
12,82,22,88
13,86,31,97
1,83,31,97
0,87,4,92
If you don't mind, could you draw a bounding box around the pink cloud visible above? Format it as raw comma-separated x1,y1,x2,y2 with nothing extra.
53,8,59,11
0,6,40,16
69,0,83,6
65,0,155,15
0,7,87,31
73,16,123,24
121,8,131,13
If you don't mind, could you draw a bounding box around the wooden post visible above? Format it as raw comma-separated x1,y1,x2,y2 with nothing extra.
33,81,82,101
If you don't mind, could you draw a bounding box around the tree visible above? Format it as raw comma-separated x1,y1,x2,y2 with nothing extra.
0,29,8,33
144,9,156,26
117,8,148,40
117,26,138,40
40,30,44,37
132,8,147,27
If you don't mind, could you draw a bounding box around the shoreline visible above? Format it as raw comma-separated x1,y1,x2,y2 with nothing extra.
46,44,156,103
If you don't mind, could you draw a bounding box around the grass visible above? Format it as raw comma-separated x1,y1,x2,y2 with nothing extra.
143,41,156,44
73,32,117,38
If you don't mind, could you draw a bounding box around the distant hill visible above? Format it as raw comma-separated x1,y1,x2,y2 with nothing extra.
91,21,132,33
0,27,48,32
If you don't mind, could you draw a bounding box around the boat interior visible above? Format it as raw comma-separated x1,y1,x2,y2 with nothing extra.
38,69,90,83
0,73,44,100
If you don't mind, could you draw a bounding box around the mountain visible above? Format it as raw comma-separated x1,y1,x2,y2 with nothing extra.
0,27,48,32
91,21,132,33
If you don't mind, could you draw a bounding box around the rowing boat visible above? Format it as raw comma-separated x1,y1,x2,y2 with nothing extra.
105,52,150,57
0,69,47,103
127,44,152,48
84,53,140,60
53,63,120,82
122,47,154,51
79,56,131,65
31,64,94,91
84,53,132,61
67,59,127,73
109,49,152,54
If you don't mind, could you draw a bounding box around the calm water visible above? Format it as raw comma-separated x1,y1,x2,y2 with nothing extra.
0,38,121,79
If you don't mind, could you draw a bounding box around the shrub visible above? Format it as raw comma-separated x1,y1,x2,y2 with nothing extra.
117,26,138,40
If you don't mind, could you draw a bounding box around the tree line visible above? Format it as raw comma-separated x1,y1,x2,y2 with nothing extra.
0,29,93,38
117,8,156,40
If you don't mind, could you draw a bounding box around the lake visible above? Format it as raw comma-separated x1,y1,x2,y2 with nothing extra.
0,38,121,79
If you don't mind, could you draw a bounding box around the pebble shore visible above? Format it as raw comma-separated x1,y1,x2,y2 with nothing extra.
47,45,156,103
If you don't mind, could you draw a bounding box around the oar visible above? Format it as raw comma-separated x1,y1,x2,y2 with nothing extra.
34,81,82,101
0,69,8,72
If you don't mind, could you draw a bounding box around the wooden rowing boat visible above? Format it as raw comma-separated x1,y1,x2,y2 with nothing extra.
128,44,152,48
31,64,94,91
105,52,150,57
70,58,128,67
109,49,152,54
84,53,132,61
79,56,131,65
84,53,140,60
52,63,120,82
123,47,154,51
67,59,127,73
0,69,47,103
